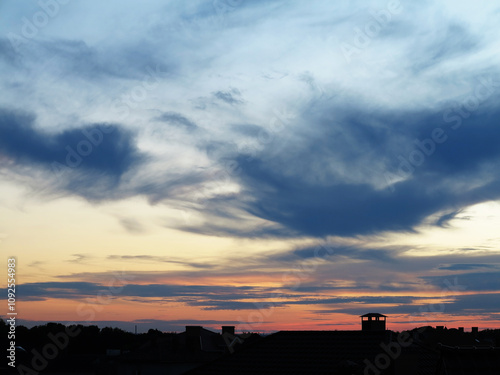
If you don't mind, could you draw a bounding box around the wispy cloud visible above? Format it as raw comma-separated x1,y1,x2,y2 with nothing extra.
107,255,215,269
213,88,244,105
67,254,92,264
155,111,198,130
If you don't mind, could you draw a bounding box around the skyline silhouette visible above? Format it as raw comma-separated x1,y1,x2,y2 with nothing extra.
2,1,500,373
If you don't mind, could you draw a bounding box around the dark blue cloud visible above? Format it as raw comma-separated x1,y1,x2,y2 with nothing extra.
15,282,102,301
187,300,285,311
10,272,498,313
0,108,142,175
411,105,500,177
438,264,498,271
2,4,500,243
435,210,464,227
271,244,399,264
0,38,18,65
446,293,500,313
0,107,144,199
315,293,500,317
213,88,243,105
231,157,451,236
3,281,270,302
231,123,264,137
1,280,434,311
420,272,500,292
155,111,198,130
192,96,500,237
289,296,425,305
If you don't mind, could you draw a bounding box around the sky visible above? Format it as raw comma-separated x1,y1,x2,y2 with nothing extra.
1,0,500,333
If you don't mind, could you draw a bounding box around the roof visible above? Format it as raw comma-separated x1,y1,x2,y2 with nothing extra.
436,345,500,375
360,313,387,317
185,330,393,374
121,329,226,364
395,339,439,375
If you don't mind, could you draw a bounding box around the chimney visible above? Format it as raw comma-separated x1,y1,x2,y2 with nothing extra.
222,326,235,336
458,327,464,333
360,313,387,332
185,326,202,350
471,327,479,335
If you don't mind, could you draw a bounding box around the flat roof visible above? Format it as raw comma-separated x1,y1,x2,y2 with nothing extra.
360,313,387,317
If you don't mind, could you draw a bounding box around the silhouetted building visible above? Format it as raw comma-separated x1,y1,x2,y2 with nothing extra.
436,345,500,375
110,325,247,375
185,330,393,374
5,319,499,374
361,312,387,332
221,326,235,336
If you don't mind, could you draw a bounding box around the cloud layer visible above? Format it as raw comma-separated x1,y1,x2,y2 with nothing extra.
1,0,500,330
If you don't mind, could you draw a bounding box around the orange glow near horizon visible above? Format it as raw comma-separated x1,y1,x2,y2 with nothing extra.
7,295,500,333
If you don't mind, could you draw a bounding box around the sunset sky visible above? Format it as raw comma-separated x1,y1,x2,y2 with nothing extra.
1,0,500,333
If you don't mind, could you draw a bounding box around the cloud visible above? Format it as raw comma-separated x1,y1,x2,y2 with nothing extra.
0,38,18,65
231,123,264,137
186,94,500,238
186,300,285,311
445,293,500,314
3,280,434,311
0,108,208,203
52,246,500,302
410,23,479,74
118,218,146,234
0,107,144,199
220,158,441,237
421,272,500,292
107,255,215,269
155,111,198,130
14,282,102,301
438,264,498,271
314,292,500,317
213,88,244,105
12,272,493,314
9,36,171,82
28,261,45,269
271,244,400,264
435,210,464,227
1,0,500,327
67,254,92,264
5,281,270,302
2,2,500,240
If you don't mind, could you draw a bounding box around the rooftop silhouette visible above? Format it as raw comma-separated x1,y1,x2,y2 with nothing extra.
2,316,500,374
361,312,387,332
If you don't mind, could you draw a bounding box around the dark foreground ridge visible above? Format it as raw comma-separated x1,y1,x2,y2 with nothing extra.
2,317,500,374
